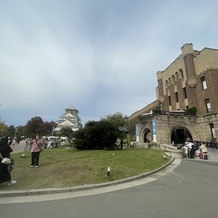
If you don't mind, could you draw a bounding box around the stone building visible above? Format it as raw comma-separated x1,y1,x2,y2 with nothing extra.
129,43,218,146
54,106,82,132
128,100,159,142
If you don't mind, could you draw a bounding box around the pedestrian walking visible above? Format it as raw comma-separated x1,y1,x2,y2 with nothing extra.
200,143,208,160
24,138,31,151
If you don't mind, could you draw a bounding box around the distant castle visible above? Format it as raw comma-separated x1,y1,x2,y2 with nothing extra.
54,106,82,132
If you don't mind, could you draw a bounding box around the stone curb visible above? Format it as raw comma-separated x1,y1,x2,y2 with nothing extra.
0,158,175,197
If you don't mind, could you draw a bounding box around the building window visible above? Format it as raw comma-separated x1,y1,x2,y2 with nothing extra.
209,123,216,139
175,72,178,80
179,69,184,79
201,76,207,90
183,87,187,99
168,96,171,106
165,80,168,87
172,75,176,83
184,61,188,76
175,92,179,102
205,98,212,113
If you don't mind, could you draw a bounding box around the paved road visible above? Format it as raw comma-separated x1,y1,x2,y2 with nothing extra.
10,140,26,153
1,151,218,217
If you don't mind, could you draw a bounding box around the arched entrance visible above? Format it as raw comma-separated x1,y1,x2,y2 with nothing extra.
143,128,151,143
171,127,193,146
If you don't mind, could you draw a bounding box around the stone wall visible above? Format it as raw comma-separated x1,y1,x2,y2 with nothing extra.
128,100,159,139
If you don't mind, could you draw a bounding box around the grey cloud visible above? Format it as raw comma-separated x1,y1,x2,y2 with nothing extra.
1,0,218,126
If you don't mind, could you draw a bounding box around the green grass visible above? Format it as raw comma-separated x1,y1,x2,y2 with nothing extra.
0,148,170,190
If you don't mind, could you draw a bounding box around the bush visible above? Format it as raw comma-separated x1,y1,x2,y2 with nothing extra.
73,120,119,150
185,107,197,115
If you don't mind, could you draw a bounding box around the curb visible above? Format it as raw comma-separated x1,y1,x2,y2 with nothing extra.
0,158,175,197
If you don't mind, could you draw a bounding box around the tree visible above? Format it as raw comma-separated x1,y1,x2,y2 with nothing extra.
0,116,58,139
26,116,46,137
101,112,128,130
15,126,27,139
0,122,8,136
72,128,87,150
26,117,58,137
7,125,16,138
101,112,129,143
44,121,57,136
0,124,26,139
73,120,118,150
60,127,74,145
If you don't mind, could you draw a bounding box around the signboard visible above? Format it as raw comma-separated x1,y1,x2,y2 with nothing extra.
136,124,139,142
152,118,157,142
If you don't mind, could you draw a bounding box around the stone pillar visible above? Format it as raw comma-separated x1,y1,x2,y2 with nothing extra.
156,71,164,109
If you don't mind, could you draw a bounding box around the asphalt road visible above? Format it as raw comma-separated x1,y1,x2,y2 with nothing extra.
1,155,218,218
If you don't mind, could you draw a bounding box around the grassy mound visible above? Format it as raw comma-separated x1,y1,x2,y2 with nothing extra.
0,148,170,190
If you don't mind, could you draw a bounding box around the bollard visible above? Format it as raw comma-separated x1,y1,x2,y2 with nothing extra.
107,166,110,177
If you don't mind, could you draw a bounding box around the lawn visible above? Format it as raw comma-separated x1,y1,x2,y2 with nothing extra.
0,148,170,190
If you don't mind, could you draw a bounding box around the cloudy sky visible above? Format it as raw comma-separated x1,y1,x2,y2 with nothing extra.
1,0,218,126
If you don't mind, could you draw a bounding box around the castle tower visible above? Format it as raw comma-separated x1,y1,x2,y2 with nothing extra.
156,71,164,107
54,106,82,132
182,43,197,108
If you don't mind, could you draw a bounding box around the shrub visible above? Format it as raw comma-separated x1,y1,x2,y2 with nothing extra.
73,120,119,150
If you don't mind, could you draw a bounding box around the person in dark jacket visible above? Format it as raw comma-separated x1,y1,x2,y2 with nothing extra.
0,136,17,185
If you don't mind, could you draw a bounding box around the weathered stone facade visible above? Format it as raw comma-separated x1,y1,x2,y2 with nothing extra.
128,100,159,140
135,112,218,146
129,43,218,146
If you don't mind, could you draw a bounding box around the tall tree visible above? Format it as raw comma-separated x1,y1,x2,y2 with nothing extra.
101,112,128,130
16,126,26,138
7,125,16,138
0,122,8,136
26,116,46,137
44,121,57,136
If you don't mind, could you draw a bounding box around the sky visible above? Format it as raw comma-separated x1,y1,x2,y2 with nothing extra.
1,0,218,127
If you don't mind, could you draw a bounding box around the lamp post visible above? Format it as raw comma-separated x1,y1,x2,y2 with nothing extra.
14,128,17,139
119,126,127,150
52,127,54,136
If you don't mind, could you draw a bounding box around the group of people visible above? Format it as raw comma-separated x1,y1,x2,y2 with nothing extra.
0,134,44,185
182,141,208,159
24,136,62,151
